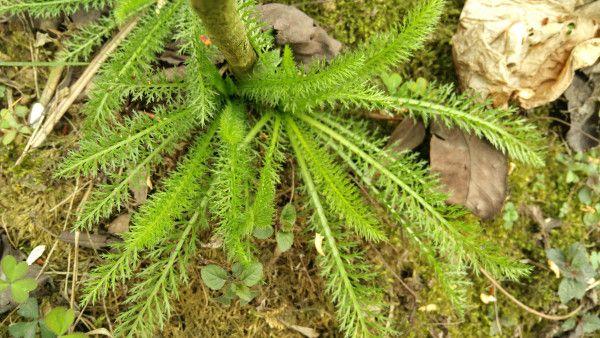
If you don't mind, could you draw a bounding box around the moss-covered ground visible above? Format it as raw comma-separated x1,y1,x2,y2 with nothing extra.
1,1,598,337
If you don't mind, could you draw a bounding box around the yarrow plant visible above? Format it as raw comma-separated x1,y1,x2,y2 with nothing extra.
1,0,545,336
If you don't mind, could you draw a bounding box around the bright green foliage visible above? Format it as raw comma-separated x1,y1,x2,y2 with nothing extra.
1,106,31,146
58,16,118,63
8,299,86,338
546,243,598,304
251,115,283,237
201,262,263,305
0,0,110,18
4,0,546,336
114,0,155,23
116,214,202,337
82,0,181,129
211,102,255,264
0,255,37,303
44,307,75,336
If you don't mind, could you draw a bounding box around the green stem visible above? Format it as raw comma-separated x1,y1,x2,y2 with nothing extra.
241,111,273,146
190,0,257,78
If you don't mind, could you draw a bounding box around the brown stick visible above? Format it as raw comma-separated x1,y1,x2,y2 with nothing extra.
190,0,257,78
480,268,582,321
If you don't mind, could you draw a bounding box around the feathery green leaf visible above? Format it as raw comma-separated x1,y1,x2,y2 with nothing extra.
286,115,390,337
0,0,111,18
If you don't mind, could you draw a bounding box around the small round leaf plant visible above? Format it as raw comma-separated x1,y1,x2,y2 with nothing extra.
1,0,544,336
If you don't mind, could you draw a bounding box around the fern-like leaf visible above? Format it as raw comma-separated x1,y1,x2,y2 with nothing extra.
238,0,444,113
251,115,282,234
312,83,544,167
291,119,386,242
114,0,154,23
74,134,175,229
58,106,199,177
125,122,217,250
0,0,111,18
286,115,390,337
116,211,204,337
57,15,117,63
83,0,180,129
211,102,255,264
302,112,531,280
332,141,470,312
237,0,274,54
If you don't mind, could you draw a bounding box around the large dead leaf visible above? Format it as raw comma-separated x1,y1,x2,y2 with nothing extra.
430,123,508,219
452,0,600,109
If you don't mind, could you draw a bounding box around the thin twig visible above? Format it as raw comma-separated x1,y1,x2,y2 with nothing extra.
586,279,600,291
480,268,582,321
373,248,419,302
37,178,82,279
1,214,17,249
102,298,114,334
533,115,600,145
29,42,40,98
39,64,64,106
69,231,80,310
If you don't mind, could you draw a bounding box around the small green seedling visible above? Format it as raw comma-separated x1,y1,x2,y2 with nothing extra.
379,73,403,95
201,262,263,305
546,243,598,304
0,255,37,303
556,150,600,226
380,73,430,98
275,203,296,252
0,105,31,145
561,313,600,336
43,307,86,338
9,299,85,338
502,202,519,230
8,298,40,338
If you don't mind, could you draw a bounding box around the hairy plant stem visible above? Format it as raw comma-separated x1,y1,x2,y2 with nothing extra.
190,0,257,78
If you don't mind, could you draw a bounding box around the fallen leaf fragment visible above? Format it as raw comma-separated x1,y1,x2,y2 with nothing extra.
58,231,115,249
26,245,46,266
386,118,426,153
418,304,439,312
430,122,508,219
548,259,561,278
107,213,130,235
314,233,325,256
480,293,497,304
564,62,600,151
289,325,319,338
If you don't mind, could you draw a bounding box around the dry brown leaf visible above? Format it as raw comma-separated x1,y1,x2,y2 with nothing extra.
129,170,149,206
430,123,508,219
58,231,115,249
564,62,600,151
452,0,600,109
107,213,130,235
386,118,426,153
289,324,319,338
